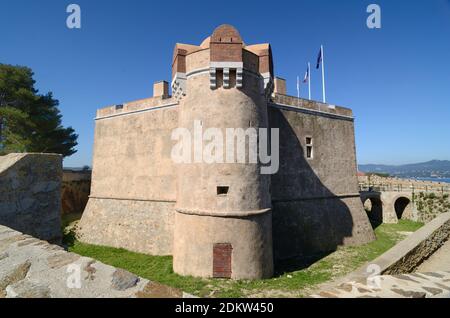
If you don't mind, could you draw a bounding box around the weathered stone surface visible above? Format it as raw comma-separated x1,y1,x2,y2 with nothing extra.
0,234,28,252
312,271,450,298
422,272,445,278
317,291,339,298
47,252,80,269
396,274,420,283
17,238,40,247
0,153,62,242
422,287,443,295
434,283,450,291
0,224,185,298
111,269,139,291
84,260,97,281
391,288,426,298
135,282,183,298
6,280,51,298
0,261,31,291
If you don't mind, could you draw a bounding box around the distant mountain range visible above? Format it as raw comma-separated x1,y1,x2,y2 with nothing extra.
358,160,450,178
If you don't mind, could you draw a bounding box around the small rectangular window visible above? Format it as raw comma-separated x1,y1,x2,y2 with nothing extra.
115,104,124,110
217,186,229,196
306,137,313,159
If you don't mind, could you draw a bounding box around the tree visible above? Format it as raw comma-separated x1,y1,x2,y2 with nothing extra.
0,64,78,157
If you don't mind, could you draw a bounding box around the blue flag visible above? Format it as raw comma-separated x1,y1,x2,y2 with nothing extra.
316,47,322,69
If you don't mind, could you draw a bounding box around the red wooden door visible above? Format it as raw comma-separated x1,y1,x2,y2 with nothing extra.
213,243,232,278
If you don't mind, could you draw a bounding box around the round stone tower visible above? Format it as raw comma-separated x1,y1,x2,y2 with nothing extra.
171,25,274,279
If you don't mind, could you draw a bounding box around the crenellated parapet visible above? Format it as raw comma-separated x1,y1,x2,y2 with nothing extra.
170,24,275,99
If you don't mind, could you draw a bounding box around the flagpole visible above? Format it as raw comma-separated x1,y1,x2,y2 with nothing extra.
297,76,300,99
321,45,326,103
308,62,311,100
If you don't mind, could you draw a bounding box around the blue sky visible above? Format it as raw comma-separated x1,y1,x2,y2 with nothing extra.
1,0,449,167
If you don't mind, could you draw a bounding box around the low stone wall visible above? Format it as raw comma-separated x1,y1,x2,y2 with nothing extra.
358,175,450,189
0,153,62,242
62,170,91,215
313,212,450,298
344,212,450,281
382,212,450,275
77,198,175,255
0,225,187,298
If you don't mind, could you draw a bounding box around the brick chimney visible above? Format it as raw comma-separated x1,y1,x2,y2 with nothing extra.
153,81,169,99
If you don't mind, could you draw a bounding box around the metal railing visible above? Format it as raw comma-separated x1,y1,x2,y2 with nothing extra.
359,183,450,193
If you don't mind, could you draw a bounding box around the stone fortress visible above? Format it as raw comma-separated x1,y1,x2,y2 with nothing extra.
77,25,376,279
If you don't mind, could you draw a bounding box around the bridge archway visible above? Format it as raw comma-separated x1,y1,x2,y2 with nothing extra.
394,196,412,220
363,197,383,228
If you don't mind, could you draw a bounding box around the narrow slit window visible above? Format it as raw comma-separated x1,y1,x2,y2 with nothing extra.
229,69,237,88
216,69,224,88
306,137,313,159
217,186,229,196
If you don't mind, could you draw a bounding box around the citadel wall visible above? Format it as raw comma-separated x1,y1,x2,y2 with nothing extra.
77,97,179,255
269,94,375,259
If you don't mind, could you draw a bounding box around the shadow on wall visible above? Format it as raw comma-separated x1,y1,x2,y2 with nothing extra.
269,109,370,274
61,170,91,215
0,153,62,243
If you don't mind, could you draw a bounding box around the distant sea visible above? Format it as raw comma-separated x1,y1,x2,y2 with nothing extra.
408,177,450,184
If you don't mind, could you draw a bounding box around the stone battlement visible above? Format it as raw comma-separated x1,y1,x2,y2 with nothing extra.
271,93,354,118
96,96,178,119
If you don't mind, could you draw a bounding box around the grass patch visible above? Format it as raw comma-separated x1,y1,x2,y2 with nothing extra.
65,219,423,298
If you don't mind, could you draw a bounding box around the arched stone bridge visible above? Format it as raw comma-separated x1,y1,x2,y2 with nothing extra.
359,181,450,227
360,190,415,227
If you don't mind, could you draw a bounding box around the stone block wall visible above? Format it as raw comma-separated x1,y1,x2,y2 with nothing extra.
0,153,62,242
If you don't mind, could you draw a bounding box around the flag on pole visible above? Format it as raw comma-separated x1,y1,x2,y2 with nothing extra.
296,76,300,98
317,45,326,103
316,47,322,69
303,65,309,83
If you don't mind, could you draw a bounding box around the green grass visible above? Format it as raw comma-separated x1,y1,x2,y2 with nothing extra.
65,219,423,298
